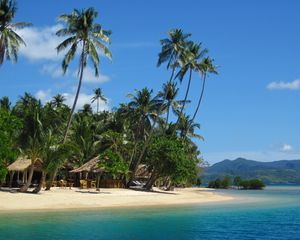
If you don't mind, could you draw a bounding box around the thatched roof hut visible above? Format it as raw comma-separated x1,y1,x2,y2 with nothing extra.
135,164,151,179
70,156,105,173
7,157,42,172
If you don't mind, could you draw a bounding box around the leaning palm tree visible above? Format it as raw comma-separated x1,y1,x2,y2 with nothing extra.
158,80,189,125
127,29,190,186
175,42,208,125
191,57,218,122
0,0,31,66
56,7,112,144
91,88,107,113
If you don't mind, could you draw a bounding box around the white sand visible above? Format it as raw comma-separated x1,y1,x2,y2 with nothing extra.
0,187,233,212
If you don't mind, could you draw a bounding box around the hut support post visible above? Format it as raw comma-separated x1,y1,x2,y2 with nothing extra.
96,173,101,191
9,171,15,188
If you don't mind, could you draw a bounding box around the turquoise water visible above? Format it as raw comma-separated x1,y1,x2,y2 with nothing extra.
0,186,300,240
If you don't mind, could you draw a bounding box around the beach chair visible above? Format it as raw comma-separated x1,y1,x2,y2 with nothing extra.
80,180,87,189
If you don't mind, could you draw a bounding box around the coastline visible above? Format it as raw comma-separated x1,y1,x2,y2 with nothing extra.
0,187,233,212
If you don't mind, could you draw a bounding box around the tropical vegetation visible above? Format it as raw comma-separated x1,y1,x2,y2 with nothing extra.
0,2,218,193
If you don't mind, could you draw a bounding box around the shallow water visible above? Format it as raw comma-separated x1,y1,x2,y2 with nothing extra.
0,186,299,240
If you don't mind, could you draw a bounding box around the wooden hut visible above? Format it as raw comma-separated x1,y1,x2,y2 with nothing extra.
70,156,125,188
7,157,42,187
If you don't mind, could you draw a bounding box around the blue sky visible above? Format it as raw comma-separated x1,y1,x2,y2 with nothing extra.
1,0,300,164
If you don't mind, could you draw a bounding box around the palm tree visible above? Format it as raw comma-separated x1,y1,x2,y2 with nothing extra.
127,29,191,186
177,114,203,141
0,0,31,66
127,88,159,141
158,81,189,124
191,57,217,121
56,7,112,144
91,88,107,113
50,94,66,109
157,29,191,81
0,96,10,111
175,42,208,125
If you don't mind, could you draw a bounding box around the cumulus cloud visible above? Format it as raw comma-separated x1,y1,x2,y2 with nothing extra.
35,89,52,102
267,79,300,90
35,89,109,112
17,24,66,61
40,63,66,78
62,92,109,111
280,144,293,152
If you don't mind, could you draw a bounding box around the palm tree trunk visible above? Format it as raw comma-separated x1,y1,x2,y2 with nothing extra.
19,163,34,192
175,68,192,125
126,66,176,187
97,98,99,113
166,104,170,125
47,41,87,190
145,171,158,190
33,171,45,193
191,73,206,121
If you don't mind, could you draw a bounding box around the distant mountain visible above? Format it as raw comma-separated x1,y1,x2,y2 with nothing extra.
202,158,300,184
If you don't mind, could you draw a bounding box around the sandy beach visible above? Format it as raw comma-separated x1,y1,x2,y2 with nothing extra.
0,187,233,212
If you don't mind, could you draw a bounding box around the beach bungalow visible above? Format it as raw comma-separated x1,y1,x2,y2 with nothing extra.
7,157,43,188
70,156,125,189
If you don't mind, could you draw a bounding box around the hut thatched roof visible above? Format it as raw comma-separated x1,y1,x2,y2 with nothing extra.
135,164,151,179
7,157,42,172
70,156,105,173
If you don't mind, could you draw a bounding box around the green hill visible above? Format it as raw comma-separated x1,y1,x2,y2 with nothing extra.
202,158,300,184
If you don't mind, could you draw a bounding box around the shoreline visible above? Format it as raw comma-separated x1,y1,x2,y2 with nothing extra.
0,187,233,213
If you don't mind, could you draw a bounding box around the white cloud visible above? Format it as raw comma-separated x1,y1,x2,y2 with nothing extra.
63,92,109,112
35,88,109,112
73,66,110,84
280,144,293,152
17,24,65,61
267,79,300,90
35,89,52,102
41,63,66,78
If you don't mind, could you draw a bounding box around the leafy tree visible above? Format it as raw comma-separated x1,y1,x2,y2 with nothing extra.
144,135,199,190
233,176,242,189
98,148,128,178
0,0,31,66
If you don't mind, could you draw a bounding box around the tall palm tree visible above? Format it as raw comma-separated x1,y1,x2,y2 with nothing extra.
91,88,107,113
127,29,191,186
175,42,208,125
127,88,159,141
56,7,112,144
0,0,31,66
191,57,217,121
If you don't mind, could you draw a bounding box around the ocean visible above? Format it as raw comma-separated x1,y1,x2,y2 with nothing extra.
0,185,299,240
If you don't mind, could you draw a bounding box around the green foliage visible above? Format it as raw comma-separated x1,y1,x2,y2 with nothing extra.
146,135,199,185
0,0,31,65
208,176,231,189
98,149,128,178
233,176,242,187
240,179,265,190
